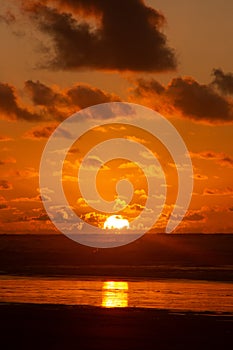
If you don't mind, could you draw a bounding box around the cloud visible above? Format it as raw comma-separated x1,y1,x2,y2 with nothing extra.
77,197,89,208
14,168,38,179
67,84,120,109
193,173,208,181
131,72,233,124
212,68,233,95
183,211,206,222
82,155,109,171
24,125,57,139
24,79,120,118
0,135,13,142
0,157,16,166
21,0,176,72
0,79,120,122
0,82,40,121
0,180,13,190
0,10,16,25
0,203,8,210
24,80,67,107
31,213,50,221
203,187,233,196
11,195,41,203
118,162,138,170
81,211,107,227
191,151,233,168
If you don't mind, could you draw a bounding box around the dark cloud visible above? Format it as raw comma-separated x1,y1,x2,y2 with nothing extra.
167,77,232,122
184,212,205,222
203,187,233,196
0,82,40,121
67,84,120,108
132,74,233,123
134,78,165,95
212,68,233,95
0,180,13,190
0,10,16,25
32,213,50,221
24,79,120,116
24,125,57,139
0,80,120,122
25,80,67,107
191,151,233,168
21,0,177,72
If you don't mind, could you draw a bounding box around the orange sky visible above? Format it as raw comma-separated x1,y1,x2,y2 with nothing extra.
0,0,233,234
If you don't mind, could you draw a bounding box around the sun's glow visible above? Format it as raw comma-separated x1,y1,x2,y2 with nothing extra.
103,215,129,230
102,281,128,308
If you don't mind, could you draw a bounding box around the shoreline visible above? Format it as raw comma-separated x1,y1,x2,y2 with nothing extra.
1,264,233,282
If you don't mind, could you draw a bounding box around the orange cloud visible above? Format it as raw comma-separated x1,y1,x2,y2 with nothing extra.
0,135,13,142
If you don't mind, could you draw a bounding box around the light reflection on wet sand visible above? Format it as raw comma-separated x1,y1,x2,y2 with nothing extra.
0,276,233,313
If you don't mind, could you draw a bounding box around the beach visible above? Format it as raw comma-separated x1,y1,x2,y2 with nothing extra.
0,234,233,349
0,303,232,350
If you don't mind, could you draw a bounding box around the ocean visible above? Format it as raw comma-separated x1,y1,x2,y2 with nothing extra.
1,275,233,313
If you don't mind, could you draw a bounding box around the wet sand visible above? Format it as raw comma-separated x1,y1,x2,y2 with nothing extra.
0,303,232,350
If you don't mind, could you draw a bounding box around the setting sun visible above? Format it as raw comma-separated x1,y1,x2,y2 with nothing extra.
103,215,130,230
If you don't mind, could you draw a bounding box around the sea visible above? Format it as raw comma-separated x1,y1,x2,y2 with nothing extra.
0,275,233,313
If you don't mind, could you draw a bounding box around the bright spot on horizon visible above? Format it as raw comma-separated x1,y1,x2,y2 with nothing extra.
103,215,129,230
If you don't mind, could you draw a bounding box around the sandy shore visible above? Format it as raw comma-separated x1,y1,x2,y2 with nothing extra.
0,303,232,350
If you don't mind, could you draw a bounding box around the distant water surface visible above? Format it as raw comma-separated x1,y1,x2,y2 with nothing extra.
0,275,232,313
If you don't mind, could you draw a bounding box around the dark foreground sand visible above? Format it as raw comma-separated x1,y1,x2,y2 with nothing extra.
0,303,232,350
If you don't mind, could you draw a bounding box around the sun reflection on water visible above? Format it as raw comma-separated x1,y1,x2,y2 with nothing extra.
102,281,128,308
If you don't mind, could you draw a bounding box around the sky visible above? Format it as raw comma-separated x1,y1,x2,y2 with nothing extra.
0,0,232,234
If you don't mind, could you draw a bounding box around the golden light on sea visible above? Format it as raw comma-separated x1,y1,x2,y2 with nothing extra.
102,281,129,308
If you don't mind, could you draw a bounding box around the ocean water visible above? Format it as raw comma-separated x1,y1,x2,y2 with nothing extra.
0,275,233,313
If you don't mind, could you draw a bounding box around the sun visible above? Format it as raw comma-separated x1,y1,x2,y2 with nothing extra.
104,215,129,230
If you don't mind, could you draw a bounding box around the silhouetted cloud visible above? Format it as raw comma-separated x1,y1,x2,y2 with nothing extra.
0,80,120,122
212,68,233,95
0,82,40,121
24,125,57,139
0,180,13,190
203,187,233,196
25,80,67,107
184,212,205,222
132,73,233,123
24,125,56,139
25,79,119,110
21,0,177,72
0,10,16,25
191,151,233,168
